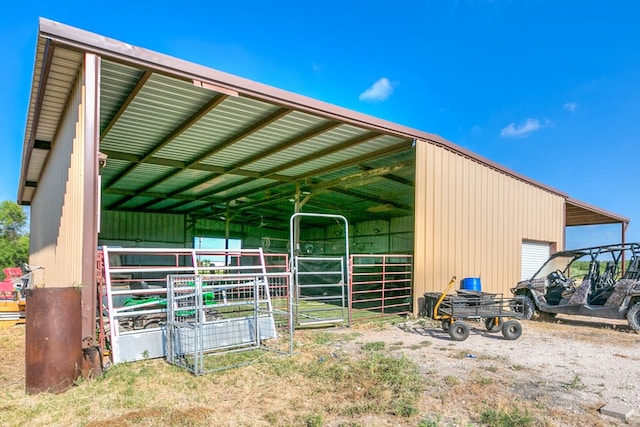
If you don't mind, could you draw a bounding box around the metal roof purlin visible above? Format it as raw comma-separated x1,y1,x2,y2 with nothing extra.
260,131,384,179
135,120,343,210
358,164,415,187
308,159,415,192
177,133,398,210
107,107,292,210
186,158,414,217
104,93,228,193
225,121,343,174
328,187,413,212
292,142,413,182
175,143,416,214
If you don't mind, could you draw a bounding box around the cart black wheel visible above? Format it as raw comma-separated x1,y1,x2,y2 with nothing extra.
449,320,470,341
501,320,522,340
441,319,451,331
484,317,503,333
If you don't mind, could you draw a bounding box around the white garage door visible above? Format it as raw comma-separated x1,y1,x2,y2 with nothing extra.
521,241,552,281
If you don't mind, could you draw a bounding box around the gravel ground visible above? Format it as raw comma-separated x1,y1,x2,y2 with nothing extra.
329,314,640,426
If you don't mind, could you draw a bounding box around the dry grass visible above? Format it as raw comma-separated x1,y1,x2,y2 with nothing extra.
0,325,424,426
0,318,635,427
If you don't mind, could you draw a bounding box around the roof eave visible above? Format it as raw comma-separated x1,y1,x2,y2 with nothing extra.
566,198,629,226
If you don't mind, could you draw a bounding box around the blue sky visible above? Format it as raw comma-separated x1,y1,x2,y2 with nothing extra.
1,1,639,248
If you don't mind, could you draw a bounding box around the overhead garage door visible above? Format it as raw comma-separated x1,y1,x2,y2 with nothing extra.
521,241,552,281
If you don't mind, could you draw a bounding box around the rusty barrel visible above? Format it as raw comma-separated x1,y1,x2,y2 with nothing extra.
25,287,83,394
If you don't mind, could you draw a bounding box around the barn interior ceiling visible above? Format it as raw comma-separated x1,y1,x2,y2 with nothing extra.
98,59,416,228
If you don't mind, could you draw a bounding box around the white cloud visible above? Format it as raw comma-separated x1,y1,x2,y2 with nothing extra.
500,118,550,138
563,102,578,112
359,77,394,102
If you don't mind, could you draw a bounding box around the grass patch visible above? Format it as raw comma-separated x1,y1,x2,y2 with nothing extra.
418,415,442,427
563,374,586,391
409,340,432,350
479,405,535,427
361,341,385,351
473,376,494,386
310,331,340,345
444,375,460,386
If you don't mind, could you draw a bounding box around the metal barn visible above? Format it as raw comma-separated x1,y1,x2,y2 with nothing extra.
17,18,629,389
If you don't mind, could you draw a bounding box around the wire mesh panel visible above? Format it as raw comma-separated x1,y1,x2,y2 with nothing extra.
166,272,293,375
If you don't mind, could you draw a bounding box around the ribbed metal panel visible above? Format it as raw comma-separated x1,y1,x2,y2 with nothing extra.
413,141,565,304
242,126,370,173
172,199,215,213
114,163,175,192
22,40,46,157
21,44,83,202
100,60,146,132
149,169,213,194
118,195,160,209
99,211,185,243
184,173,246,197
164,97,284,164
101,72,214,155
279,135,405,176
25,149,49,182
35,49,83,143
29,68,85,288
98,158,135,184
205,110,330,165
212,178,279,199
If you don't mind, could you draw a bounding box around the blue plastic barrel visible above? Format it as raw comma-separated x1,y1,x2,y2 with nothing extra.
460,277,482,292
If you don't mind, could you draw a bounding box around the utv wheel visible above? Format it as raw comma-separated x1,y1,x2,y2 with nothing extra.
517,295,538,321
441,319,451,331
627,303,640,332
484,317,503,333
449,320,470,341
501,320,522,340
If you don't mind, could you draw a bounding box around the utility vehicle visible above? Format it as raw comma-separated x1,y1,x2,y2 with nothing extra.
511,243,640,332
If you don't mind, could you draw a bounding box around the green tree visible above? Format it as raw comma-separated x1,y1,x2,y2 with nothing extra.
0,200,29,279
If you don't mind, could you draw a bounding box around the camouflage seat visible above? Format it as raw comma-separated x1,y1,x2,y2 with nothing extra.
567,278,591,305
604,279,637,307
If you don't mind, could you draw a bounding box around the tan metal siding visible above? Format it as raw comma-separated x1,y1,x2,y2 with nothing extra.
413,140,564,308
29,69,86,288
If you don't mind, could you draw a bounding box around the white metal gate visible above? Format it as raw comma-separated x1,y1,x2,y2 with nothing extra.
101,246,292,364
290,213,350,327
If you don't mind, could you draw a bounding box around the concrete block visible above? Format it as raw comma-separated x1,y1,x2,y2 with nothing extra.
599,403,635,421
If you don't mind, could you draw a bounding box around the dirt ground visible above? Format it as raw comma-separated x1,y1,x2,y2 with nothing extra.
328,314,640,425
1,314,639,426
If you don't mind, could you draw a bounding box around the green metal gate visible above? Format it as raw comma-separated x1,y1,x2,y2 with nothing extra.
289,213,350,327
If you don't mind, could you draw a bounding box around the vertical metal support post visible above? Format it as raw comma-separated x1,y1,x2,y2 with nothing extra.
254,278,261,349
81,52,101,340
196,275,204,375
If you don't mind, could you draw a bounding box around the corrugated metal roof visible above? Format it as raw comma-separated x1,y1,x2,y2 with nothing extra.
17,18,629,230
